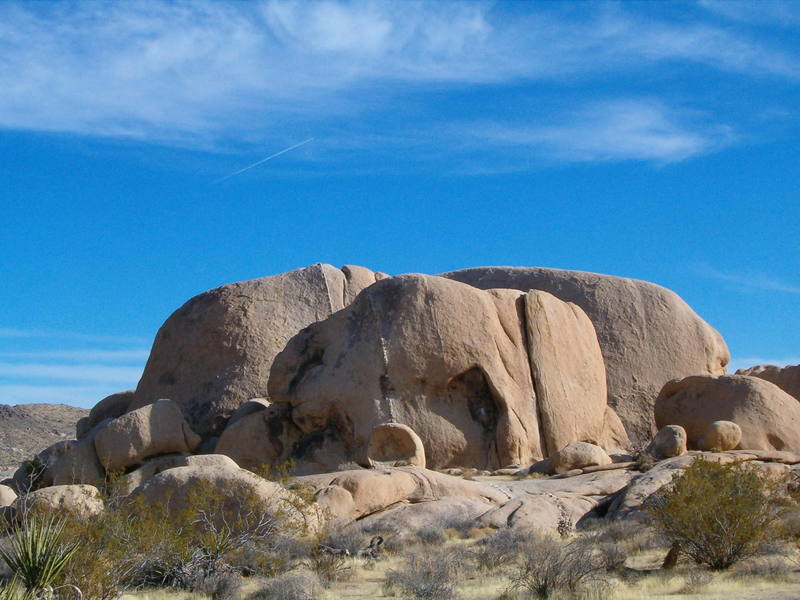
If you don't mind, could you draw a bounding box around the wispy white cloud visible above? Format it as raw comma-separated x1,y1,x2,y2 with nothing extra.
0,328,149,345
700,0,800,28
0,363,143,384
463,100,733,163
0,0,797,150
694,264,800,294
0,349,150,362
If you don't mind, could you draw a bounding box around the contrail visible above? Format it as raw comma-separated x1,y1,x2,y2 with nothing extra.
213,137,315,184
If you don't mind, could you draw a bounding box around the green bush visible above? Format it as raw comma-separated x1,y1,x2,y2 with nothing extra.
647,458,785,570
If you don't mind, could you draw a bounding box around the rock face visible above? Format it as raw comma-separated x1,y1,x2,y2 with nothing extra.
698,420,742,451
441,266,729,444
130,264,387,437
367,423,426,468
0,485,16,507
550,442,611,474
655,375,800,452
268,274,626,472
18,484,104,518
94,400,201,472
737,364,800,403
645,425,687,459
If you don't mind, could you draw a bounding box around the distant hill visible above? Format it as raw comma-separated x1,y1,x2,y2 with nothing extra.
0,403,88,478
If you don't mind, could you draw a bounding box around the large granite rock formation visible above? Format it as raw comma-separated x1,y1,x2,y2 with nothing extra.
130,264,386,437
266,274,627,472
654,375,800,452
441,266,730,444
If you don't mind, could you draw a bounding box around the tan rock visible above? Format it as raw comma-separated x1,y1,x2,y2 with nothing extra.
131,464,316,531
550,442,611,474
0,485,17,507
441,266,729,444
646,425,687,459
698,420,742,451
130,264,385,437
737,364,800,402
51,421,107,488
215,402,303,472
226,398,271,428
367,423,426,468
269,274,623,472
655,375,800,452
297,467,507,521
525,291,622,455
18,484,104,518
12,439,75,491
120,453,238,495
78,391,134,439
94,399,201,472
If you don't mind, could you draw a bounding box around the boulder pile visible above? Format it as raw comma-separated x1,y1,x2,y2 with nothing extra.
10,262,795,538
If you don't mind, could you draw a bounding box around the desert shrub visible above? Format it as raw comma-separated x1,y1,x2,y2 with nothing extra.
633,453,655,473
384,549,462,599
322,528,366,556
305,547,352,586
415,524,446,545
0,514,79,594
0,578,34,600
52,475,304,598
647,459,785,570
508,532,606,599
472,529,525,572
250,572,322,600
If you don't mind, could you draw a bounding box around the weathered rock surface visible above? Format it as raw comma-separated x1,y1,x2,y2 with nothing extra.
215,402,302,472
227,398,271,428
269,274,625,472
130,264,386,437
18,484,104,518
550,442,611,474
298,467,507,522
737,364,800,403
655,375,800,452
646,425,687,459
120,453,238,495
367,423,426,468
441,266,729,444
131,464,316,531
51,420,108,488
94,400,201,471
525,291,623,455
698,420,742,451
77,391,134,439
11,439,75,491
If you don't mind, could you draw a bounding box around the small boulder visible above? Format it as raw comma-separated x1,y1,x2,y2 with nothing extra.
698,421,742,451
646,425,687,459
549,442,611,474
51,419,109,487
367,423,426,468
17,484,104,518
0,485,17,507
94,399,201,472
121,453,238,496
226,398,271,428
79,390,135,439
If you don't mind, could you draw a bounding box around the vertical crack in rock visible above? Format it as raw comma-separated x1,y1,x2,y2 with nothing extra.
369,294,396,423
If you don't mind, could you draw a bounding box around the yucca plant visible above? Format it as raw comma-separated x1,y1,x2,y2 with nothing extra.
0,515,79,592
0,578,34,600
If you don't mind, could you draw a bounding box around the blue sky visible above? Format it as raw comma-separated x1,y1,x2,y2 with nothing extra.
1,0,799,408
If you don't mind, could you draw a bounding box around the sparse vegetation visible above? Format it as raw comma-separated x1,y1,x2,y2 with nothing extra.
647,459,787,570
